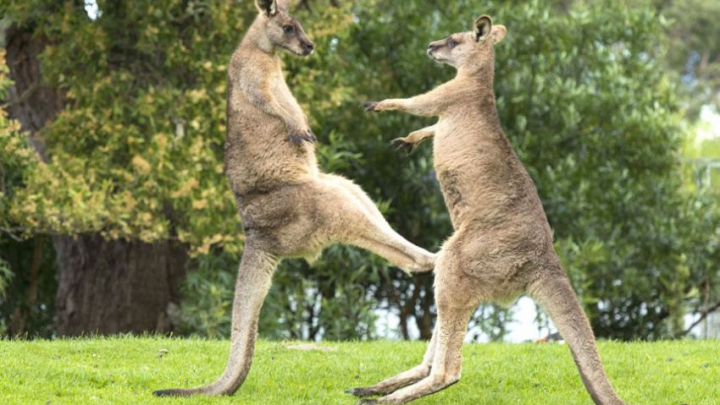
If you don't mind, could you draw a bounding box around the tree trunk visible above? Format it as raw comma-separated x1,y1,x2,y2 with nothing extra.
4,22,189,337
54,234,187,336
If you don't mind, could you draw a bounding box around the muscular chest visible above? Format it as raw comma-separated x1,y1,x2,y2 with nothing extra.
271,78,304,116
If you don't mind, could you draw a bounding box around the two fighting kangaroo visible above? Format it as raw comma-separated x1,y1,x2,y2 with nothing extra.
154,1,626,404
153,0,436,397
348,15,626,405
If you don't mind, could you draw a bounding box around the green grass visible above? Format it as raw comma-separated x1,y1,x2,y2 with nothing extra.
0,337,717,405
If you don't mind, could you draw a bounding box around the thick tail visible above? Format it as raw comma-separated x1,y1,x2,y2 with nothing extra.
529,274,626,405
154,246,278,397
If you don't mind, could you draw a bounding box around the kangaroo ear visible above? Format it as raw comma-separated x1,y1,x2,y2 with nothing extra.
276,0,290,11
474,15,493,42
255,0,278,16
492,24,507,44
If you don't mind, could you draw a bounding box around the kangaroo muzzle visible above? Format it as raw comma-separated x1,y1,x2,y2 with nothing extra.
302,40,314,55
427,41,443,58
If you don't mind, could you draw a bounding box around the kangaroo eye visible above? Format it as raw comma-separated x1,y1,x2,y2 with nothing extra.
283,25,295,33
448,39,459,48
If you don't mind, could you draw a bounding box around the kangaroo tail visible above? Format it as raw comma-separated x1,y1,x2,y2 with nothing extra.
528,273,626,405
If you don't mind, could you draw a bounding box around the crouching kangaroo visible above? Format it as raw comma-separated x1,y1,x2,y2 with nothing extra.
153,0,436,397
349,16,627,405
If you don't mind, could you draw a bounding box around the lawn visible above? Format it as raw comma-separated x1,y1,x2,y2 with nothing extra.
0,337,717,405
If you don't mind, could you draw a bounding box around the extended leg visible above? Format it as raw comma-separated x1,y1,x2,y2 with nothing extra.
529,273,626,405
353,212,436,274
321,175,436,273
347,327,438,398
153,246,278,397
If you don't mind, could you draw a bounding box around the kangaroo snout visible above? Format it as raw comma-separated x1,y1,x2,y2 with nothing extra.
427,41,443,57
303,41,315,55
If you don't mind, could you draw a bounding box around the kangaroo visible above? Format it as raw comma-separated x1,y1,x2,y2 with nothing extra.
153,0,436,397
348,16,627,405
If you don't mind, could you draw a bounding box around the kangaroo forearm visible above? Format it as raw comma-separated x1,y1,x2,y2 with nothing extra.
406,124,436,144
379,96,442,117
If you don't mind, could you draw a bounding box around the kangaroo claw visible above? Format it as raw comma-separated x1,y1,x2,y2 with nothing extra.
390,138,414,153
287,129,316,145
303,129,317,143
361,102,379,112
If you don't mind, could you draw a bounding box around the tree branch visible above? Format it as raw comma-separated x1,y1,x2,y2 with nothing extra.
683,301,720,336
3,81,39,108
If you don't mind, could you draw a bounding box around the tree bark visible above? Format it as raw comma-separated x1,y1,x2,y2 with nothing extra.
54,234,187,336
4,22,189,337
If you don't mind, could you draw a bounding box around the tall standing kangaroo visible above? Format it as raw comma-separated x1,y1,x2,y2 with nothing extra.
348,16,627,405
153,0,436,397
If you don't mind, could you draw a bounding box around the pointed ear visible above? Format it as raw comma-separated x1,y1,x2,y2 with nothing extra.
255,0,278,16
276,0,290,11
474,15,493,42
491,24,507,44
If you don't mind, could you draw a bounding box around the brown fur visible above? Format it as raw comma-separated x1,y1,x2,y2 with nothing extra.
349,15,627,405
153,0,436,397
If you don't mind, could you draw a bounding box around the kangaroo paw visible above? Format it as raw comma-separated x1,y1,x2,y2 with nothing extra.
361,101,379,112
303,129,317,143
346,388,380,398
389,138,414,153
287,129,316,145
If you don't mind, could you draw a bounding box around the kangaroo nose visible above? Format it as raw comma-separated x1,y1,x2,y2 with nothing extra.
306,43,314,51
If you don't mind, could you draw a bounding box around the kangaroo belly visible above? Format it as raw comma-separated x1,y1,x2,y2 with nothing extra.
225,104,318,196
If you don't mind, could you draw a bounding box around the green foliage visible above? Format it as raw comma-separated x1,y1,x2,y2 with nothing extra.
1,0,718,341
488,0,717,339
664,0,720,118
1,337,719,405
1,0,250,252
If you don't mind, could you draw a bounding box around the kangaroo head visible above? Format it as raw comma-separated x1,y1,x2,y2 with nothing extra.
427,15,506,70
255,0,315,56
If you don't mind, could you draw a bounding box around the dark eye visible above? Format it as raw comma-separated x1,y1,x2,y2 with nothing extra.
448,39,459,48
283,25,294,33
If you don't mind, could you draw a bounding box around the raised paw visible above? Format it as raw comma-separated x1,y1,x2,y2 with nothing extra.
287,129,316,146
389,137,415,153
303,128,317,143
361,101,380,112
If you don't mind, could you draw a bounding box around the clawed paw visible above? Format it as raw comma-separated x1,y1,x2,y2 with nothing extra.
390,138,414,153
287,129,317,146
361,101,380,112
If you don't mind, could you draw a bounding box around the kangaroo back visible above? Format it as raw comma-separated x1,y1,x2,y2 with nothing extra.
529,274,626,405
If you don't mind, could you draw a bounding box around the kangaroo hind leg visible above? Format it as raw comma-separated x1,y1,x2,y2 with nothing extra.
321,175,436,273
528,273,626,405
153,245,278,397
368,303,474,404
347,328,438,398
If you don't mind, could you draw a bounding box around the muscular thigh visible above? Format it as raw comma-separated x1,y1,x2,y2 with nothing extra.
238,184,323,255
318,174,383,217
436,230,534,306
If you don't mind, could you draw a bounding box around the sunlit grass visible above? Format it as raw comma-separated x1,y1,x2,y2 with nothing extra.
0,337,717,404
